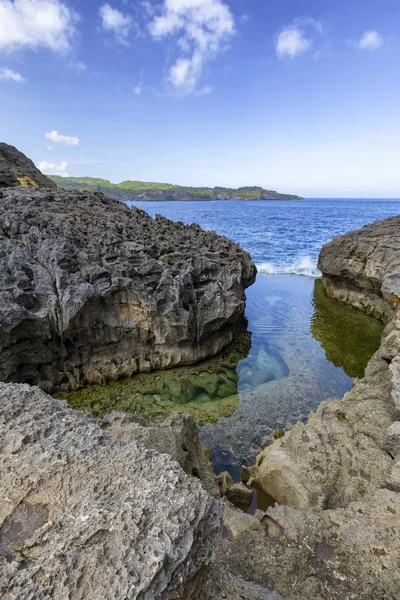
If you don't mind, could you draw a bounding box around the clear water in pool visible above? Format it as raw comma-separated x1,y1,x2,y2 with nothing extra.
62,273,383,481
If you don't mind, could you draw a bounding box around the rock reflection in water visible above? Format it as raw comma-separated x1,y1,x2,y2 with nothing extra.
311,279,383,379
61,324,251,425
200,275,382,480
62,274,383,483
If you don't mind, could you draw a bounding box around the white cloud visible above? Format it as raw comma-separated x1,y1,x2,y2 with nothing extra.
276,18,322,58
0,67,25,82
149,0,236,95
0,0,76,53
133,69,144,95
38,160,68,176
45,130,79,146
357,30,383,50
99,3,132,44
69,60,87,74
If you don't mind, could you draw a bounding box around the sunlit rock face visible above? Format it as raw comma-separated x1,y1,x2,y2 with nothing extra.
0,149,255,392
0,143,56,189
0,383,222,599
318,215,400,322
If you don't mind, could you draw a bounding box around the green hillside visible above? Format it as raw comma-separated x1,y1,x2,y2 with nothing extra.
49,176,303,201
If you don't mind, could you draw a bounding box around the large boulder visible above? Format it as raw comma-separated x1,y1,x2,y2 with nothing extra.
0,143,56,189
0,383,222,599
101,411,220,498
0,177,255,392
318,215,400,322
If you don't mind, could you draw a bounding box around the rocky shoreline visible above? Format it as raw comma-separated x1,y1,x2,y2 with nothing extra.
1,144,400,598
0,144,255,393
235,218,400,598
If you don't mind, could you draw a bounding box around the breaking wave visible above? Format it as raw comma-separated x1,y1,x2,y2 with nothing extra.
256,256,321,278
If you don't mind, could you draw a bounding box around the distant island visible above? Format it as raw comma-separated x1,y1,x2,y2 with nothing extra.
49,175,303,202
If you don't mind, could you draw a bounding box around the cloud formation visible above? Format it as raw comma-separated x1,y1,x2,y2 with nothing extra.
0,67,25,82
357,30,383,50
276,18,322,58
45,130,79,146
149,0,236,95
0,0,76,53
38,160,68,176
99,3,132,45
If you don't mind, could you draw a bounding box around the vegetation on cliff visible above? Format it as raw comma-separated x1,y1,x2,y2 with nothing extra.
49,175,303,201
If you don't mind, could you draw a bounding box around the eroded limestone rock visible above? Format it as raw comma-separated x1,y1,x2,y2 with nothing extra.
0,176,255,392
318,215,400,322
0,143,56,189
218,490,400,600
0,384,222,600
101,411,220,498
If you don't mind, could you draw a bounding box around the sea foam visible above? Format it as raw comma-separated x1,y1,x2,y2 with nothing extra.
256,256,321,278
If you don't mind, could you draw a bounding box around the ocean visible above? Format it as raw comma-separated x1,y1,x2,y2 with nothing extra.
129,198,400,276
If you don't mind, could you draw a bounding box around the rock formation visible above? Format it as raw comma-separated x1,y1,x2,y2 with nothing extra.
101,411,220,498
0,143,56,189
0,383,285,600
0,384,222,600
0,146,255,392
318,215,400,322
241,216,400,599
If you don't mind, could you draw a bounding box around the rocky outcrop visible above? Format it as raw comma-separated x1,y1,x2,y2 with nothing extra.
0,155,255,392
218,491,400,600
241,216,400,598
0,143,56,189
101,411,220,498
0,383,222,600
318,216,400,322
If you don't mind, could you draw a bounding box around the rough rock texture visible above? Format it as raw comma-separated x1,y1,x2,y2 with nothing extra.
318,216,400,322
0,143,56,189
101,411,220,498
0,383,222,600
180,564,284,600
241,216,400,598
0,185,255,392
217,471,253,509
218,491,400,600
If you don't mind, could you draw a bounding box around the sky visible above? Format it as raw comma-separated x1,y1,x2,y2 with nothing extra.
0,0,400,197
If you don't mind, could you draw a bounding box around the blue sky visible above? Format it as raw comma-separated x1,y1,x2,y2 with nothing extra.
0,0,400,197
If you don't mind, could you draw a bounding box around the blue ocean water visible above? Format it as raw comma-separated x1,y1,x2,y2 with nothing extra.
129,199,400,276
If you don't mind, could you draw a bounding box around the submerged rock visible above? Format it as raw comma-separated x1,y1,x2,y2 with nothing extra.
0,146,255,392
0,383,222,599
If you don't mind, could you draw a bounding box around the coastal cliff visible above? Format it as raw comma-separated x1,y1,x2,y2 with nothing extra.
50,175,303,202
0,144,255,392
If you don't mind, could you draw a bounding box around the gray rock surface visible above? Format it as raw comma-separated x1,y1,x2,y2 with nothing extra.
218,490,400,600
0,182,255,392
0,383,222,600
318,215,400,322
101,411,220,498
0,143,56,189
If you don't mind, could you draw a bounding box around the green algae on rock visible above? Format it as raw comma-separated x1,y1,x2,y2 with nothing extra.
311,279,384,378
58,327,251,425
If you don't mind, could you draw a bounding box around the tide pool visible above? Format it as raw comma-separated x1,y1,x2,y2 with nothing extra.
62,273,382,480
